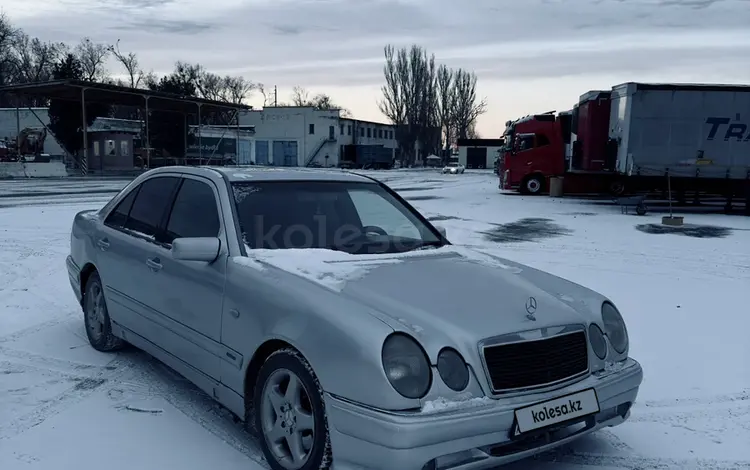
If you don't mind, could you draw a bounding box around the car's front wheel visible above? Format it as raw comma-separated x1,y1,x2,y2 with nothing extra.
83,271,124,352
255,349,332,470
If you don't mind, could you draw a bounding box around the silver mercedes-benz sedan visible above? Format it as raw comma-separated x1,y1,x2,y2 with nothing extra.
66,166,642,470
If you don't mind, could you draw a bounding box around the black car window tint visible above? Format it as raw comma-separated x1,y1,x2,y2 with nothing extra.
123,176,180,237
104,186,139,228
163,178,221,243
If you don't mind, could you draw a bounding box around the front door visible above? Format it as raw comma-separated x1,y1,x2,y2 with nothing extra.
150,176,227,380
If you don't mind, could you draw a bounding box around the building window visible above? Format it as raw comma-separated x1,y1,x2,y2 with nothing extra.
120,140,129,156
360,127,364,137
93,141,100,156
378,129,383,138
309,123,315,134
347,125,351,135
340,124,345,135
367,128,371,138
329,125,335,140
105,140,116,156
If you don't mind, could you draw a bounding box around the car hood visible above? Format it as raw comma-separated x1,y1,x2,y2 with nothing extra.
337,247,605,356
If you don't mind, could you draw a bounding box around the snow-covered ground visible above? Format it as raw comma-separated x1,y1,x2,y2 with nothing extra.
1,170,748,470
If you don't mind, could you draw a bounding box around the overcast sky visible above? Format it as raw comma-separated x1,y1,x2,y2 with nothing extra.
7,0,750,136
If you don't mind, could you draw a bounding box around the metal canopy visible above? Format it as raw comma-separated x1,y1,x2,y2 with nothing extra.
0,79,251,114
0,80,250,174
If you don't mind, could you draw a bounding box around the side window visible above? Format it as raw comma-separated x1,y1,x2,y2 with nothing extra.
123,176,180,238
163,178,221,243
104,186,139,228
536,134,550,146
348,189,421,240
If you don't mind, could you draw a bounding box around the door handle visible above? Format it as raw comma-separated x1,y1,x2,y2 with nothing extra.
97,238,110,250
146,257,162,272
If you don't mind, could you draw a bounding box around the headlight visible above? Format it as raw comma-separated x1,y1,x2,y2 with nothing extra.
382,333,431,399
588,324,607,360
602,302,628,354
437,348,469,391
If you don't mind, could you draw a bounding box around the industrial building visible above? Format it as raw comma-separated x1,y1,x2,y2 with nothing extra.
239,107,397,167
1,105,397,170
456,138,505,169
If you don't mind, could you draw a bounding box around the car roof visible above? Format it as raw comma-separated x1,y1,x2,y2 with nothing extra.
145,166,376,184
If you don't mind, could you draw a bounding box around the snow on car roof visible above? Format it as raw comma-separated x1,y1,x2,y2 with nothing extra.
212,166,374,183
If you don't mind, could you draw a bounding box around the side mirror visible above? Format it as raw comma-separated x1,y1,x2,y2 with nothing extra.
172,237,221,262
434,225,447,238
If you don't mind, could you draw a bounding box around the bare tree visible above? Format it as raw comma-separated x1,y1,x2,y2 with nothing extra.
74,37,110,81
257,84,272,106
436,64,456,156
378,44,439,165
12,33,66,83
467,122,480,139
288,86,350,115
0,13,19,88
291,86,310,106
223,76,254,104
108,39,147,88
379,45,407,127
452,69,487,140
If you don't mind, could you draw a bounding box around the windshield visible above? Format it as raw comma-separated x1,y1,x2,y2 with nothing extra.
232,181,444,255
446,163,458,167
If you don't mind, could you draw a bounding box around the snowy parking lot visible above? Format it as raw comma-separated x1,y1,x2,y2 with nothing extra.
1,170,749,469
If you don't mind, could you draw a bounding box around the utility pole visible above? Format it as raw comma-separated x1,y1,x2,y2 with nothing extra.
273,86,278,106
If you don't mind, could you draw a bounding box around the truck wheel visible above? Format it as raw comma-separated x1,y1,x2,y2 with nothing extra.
521,175,544,195
254,349,332,470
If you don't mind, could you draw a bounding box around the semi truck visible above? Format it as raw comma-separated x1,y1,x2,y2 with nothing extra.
498,82,750,207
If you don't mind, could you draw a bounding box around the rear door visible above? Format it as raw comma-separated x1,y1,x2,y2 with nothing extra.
149,176,228,379
100,175,181,341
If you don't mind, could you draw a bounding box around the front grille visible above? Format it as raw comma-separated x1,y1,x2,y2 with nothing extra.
483,330,589,392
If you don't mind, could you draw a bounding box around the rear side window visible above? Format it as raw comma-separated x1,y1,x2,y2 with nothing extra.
123,176,180,237
104,187,139,228
162,178,221,243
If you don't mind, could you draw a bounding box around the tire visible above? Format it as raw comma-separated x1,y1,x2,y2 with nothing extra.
83,271,124,352
521,175,545,195
254,349,332,470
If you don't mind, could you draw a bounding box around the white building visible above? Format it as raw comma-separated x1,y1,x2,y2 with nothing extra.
456,138,506,169
239,106,397,167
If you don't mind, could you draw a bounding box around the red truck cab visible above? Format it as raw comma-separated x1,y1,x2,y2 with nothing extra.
499,111,572,194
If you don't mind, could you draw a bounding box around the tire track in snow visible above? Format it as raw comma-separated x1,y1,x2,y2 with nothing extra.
139,360,269,468
0,345,121,378
639,392,750,409
0,356,132,440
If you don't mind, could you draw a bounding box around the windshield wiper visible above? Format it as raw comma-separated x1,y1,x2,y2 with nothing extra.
410,240,445,251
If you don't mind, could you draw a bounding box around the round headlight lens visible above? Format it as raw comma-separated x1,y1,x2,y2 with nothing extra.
602,302,628,354
588,323,607,360
437,348,469,391
382,333,431,399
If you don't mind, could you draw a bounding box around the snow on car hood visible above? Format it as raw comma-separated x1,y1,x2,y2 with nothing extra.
235,246,602,342
234,245,522,292
338,247,604,344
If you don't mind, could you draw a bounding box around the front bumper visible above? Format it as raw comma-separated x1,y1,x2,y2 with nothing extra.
326,358,642,470
66,255,82,304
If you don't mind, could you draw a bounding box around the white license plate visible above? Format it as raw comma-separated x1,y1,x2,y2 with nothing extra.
513,388,600,435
